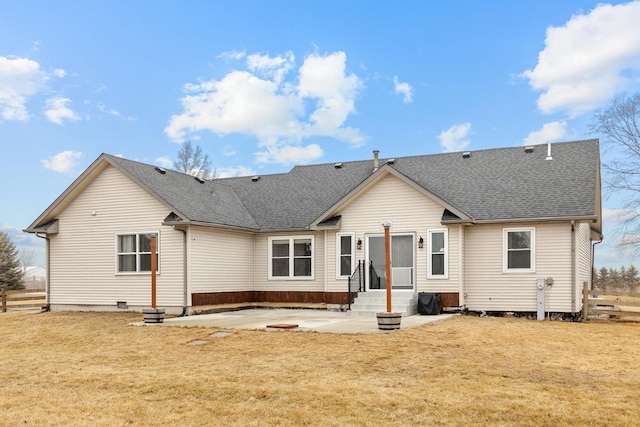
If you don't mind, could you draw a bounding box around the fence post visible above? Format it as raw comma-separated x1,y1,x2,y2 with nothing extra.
1,287,6,313
582,282,589,322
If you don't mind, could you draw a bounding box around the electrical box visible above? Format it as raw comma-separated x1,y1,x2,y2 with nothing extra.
545,277,554,286
536,279,545,320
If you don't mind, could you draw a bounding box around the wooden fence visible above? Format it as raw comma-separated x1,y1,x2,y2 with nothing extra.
1,288,46,312
582,282,640,322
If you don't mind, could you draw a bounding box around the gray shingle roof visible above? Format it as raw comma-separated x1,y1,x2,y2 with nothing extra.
90,139,601,232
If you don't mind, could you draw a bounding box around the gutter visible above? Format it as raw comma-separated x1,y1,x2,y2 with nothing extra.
442,215,598,226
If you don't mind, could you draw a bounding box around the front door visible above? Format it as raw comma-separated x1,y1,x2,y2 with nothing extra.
367,234,414,290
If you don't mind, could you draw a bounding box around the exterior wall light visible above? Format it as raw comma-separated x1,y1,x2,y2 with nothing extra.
357,238,362,250
418,236,424,249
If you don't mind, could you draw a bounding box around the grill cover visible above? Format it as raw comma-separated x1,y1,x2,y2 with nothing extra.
418,293,442,315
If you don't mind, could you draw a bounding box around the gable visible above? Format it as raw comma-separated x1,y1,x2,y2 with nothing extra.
331,173,448,230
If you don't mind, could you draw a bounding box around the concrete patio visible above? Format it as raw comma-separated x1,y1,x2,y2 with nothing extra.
135,308,455,334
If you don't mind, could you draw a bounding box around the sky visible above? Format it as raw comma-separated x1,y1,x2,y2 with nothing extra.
1,0,640,269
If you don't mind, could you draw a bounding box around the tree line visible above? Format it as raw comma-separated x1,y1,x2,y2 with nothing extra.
593,265,640,293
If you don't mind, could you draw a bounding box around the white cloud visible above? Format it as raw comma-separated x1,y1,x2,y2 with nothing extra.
255,143,323,165
41,150,83,173
393,76,413,103
602,207,639,226
165,50,363,165
219,50,246,61
155,156,173,168
523,121,567,146
0,55,48,120
216,165,256,178
438,122,471,152
44,97,81,125
53,69,66,78
223,145,237,157
522,2,640,116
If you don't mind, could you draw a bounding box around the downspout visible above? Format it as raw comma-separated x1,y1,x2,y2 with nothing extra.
458,224,465,309
571,221,576,314
175,227,188,317
591,239,602,290
324,230,328,298
35,233,50,311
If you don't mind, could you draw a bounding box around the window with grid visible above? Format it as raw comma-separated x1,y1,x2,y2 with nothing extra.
116,233,159,274
269,236,314,279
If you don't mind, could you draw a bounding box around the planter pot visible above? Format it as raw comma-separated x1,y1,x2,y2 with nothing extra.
143,308,165,324
376,312,401,330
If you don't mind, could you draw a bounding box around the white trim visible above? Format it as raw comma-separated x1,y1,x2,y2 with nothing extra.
114,231,160,275
365,232,416,291
268,235,315,280
502,227,536,273
427,228,448,279
336,232,355,279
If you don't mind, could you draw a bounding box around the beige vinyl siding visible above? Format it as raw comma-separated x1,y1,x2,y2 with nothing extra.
324,173,460,294
48,165,184,309
576,221,593,310
189,226,254,293
465,222,573,312
253,232,325,291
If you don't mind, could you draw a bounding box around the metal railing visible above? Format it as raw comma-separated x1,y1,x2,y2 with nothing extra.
347,260,365,310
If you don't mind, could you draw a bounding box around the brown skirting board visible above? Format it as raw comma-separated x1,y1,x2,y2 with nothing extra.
192,291,459,307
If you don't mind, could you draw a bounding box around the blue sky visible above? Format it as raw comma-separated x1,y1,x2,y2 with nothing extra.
2,0,640,269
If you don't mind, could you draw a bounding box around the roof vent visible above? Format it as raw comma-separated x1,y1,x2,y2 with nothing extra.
373,150,380,171
154,166,166,174
462,151,471,159
545,142,553,161
251,176,261,182
194,176,205,184
387,158,396,165
334,162,343,169
524,146,534,153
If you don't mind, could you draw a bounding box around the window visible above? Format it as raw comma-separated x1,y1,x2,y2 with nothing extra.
336,233,354,278
427,229,448,279
116,233,159,274
503,228,535,272
269,236,314,279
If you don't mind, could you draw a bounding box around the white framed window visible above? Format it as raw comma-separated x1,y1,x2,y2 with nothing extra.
116,232,159,274
269,236,314,280
427,229,448,279
336,233,355,279
503,227,535,273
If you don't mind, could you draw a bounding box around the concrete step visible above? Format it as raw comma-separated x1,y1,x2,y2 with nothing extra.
349,291,418,317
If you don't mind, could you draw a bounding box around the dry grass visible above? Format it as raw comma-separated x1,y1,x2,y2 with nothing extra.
1,311,639,426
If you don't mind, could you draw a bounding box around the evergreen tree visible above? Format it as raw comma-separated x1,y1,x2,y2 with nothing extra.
0,231,23,290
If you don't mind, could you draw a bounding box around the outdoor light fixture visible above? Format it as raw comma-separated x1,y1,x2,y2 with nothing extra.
418,236,424,249
357,238,362,250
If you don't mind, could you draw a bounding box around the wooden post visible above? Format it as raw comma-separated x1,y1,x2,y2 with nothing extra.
383,223,392,313
582,281,589,322
1,287,6,313
151,234,157,309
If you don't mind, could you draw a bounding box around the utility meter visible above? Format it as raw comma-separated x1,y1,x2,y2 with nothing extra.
536,279,545,290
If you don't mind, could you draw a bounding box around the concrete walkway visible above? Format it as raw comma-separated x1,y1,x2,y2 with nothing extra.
142,308,455,334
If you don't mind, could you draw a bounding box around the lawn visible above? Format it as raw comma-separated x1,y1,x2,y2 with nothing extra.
1,311,639,426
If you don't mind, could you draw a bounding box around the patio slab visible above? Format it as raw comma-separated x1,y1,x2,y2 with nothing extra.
138,308,455,334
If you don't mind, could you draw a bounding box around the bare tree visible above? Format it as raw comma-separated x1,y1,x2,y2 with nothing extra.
172,141,214,179
591,92,640,250
19,248,36,281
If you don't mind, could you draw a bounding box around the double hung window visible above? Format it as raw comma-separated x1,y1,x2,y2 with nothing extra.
427,229,448,278
503,228,535,272
337,233,354,278
269,236,314,279
116,233,159,274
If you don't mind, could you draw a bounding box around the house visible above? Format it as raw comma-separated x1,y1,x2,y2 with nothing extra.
25,139,602,317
